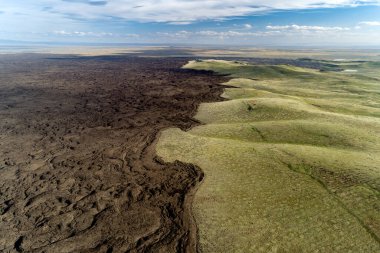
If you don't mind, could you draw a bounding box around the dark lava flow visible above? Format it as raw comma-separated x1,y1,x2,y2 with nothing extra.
0,54,228,252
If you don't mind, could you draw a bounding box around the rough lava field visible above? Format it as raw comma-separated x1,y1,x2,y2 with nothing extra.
0,53,228,252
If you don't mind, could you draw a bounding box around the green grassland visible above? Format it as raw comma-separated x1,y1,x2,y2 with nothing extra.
157,59,380,252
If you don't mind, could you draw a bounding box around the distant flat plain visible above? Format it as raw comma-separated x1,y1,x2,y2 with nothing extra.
1,44,380,60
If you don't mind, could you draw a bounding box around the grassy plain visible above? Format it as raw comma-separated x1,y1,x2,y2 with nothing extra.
157,58,380,252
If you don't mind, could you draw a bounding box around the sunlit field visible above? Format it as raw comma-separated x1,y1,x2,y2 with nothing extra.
157,59,380,252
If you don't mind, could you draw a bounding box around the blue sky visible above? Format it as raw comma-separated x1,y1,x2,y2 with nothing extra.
1,1,380,46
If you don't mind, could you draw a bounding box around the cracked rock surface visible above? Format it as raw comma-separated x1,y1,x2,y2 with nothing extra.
0,54,227,253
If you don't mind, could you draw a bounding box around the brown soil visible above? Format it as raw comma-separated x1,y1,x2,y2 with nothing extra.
0,54,228,253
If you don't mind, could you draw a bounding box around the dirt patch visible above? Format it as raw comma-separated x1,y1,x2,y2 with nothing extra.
0,54,228,252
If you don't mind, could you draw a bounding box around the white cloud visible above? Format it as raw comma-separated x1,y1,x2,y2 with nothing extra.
359,21,380,26
197,30,259,37
54,30,114,36
156,30,262,40
9,0,380,24
232,23,253,30
266,24,350,31
58,1,380,23
53,30,139,37
156,29,293,40
150,25,380,46
2,1,380,45
153,22,359,42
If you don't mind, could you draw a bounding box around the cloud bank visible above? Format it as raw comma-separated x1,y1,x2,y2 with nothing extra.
359,21,380,26
1,1,380,45
266,25,351,32
18,0,380,23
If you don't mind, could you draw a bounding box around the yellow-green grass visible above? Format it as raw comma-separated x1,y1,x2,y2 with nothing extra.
185,48,380,61
157,59,380,252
